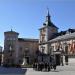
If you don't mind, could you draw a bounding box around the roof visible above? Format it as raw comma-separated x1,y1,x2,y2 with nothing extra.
47,21,58,29
18,38,39,42
67,28,75,33
39,10,58,30
48,32,75,43
4,30,19,35
39,22,58,30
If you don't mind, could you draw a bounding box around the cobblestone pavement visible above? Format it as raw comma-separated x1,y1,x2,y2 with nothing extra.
26,58,75,75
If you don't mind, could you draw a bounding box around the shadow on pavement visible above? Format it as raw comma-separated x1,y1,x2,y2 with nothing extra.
0,67,27,75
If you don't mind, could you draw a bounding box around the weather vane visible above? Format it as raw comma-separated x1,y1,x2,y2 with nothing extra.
10,26,13,31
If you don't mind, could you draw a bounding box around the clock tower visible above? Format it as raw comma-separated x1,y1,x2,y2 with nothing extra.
39,9,58,54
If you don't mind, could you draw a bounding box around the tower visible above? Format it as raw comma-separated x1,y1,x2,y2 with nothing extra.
3,29,19,65
39,9,58,54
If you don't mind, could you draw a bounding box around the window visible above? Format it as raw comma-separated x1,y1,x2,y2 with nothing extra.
24,50,29,56
42,28,46,32
42,36,45,41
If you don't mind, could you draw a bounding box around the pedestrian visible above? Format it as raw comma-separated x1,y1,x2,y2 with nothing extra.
45,63,48,71
61,55,64,66
65,55,68,65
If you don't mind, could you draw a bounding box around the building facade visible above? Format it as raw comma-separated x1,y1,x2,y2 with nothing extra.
39,9,58,54
3,30,39,66
3,9,75,66
39,10,75,56
0,46,2,65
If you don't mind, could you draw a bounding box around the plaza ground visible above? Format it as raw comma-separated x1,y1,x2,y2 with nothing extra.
26,58,75,75
0,58,75,75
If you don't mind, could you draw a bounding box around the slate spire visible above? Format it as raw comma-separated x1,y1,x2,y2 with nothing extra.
46,8,51,22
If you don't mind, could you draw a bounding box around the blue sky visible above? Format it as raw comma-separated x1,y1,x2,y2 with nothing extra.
0,0,75,47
